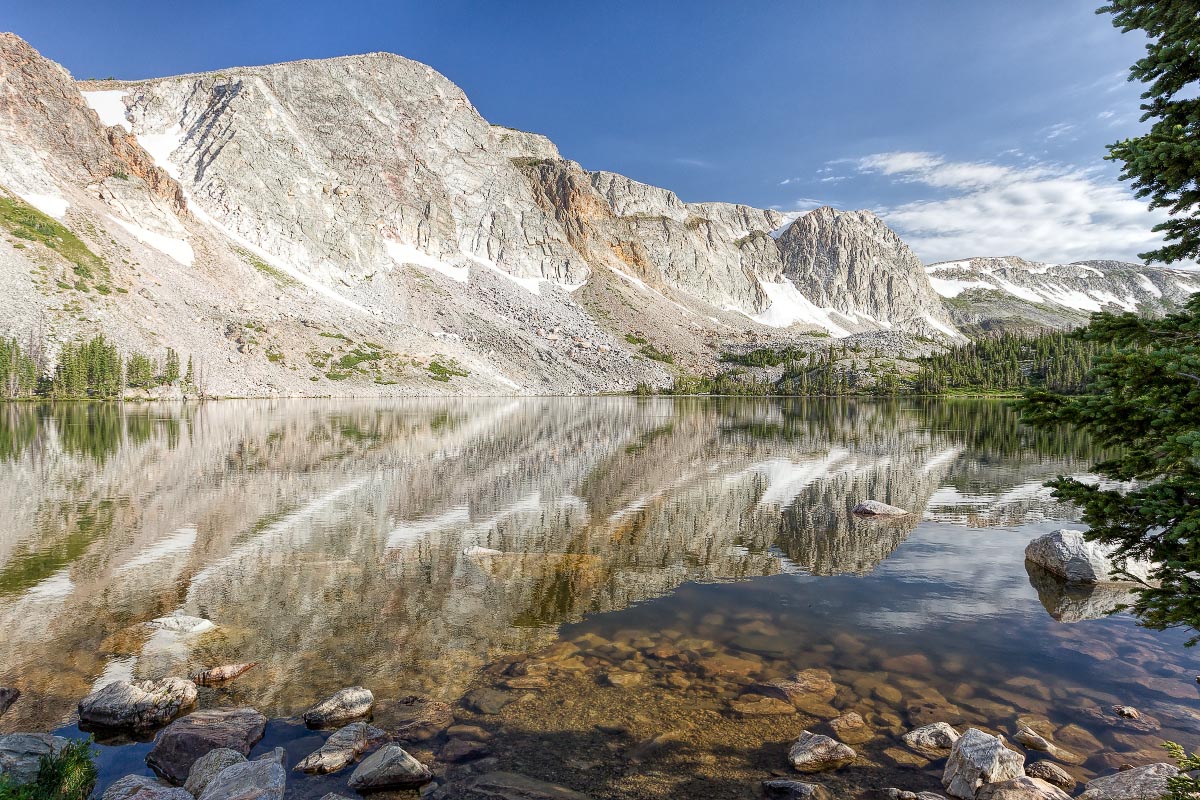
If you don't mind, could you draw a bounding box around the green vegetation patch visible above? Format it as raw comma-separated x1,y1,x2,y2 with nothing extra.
0,737,96,800
427,360,469,382
0,196,109,290
237,247,297,287
720,346,806,368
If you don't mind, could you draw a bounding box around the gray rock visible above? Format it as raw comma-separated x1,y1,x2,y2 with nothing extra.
462,688,514,716
1079,763,1180,800
0,688,18,717
146,707,267,784
762,779,831,799
787,731,856,773
295,721,386,773
1013,726,1056,753
78,678,197,730
902,722,959,757
101,775,194,800
1025,762,1075,792
197,747,286,800
1024,530,1157,584
941,728,1025,799
147,615,216,634
463,771,592,800
0,733,70,786
852,500,909,516
184,748,246,796
303,687,374,727
976,777,1072,800
347,744,431,790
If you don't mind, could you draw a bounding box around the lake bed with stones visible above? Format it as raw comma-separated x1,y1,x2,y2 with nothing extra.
1,398,1198,799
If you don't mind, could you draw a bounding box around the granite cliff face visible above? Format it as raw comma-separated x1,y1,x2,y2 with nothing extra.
926,257,1200,334
0,33,1193,395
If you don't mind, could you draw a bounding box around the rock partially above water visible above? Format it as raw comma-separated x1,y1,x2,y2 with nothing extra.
304,687,374,727
295,721,386,773
347,744,431,790
941,729,1024,799
1079,763,1179,800
197,747,286,800
853,501,909,516
190,663,257,686
762,779,831,800
1024,530,1157,584
78,678,197,730
0,733,69,786
902,722,959,758
975,776,1071,800
787,731,856,773
101,774,194,800
0,688,19,718
147,614,216,634
1024,762,1075,792
184,748,247,797
146,707,267,784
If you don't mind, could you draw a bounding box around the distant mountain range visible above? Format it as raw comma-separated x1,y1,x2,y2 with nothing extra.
0,34,1195,395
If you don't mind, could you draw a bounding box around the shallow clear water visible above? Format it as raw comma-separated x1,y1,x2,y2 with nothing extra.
0,398,1196,799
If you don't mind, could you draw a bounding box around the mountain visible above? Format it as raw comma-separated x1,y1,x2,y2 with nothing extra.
927,256,1200,335
0,33,1193,396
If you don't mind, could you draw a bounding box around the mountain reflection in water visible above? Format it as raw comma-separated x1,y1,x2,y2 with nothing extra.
0,398,1193,794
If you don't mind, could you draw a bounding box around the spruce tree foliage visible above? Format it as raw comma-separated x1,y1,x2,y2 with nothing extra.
1021,295,1200,643
1098,1,1200,263
163,348,181,385
0,336,193,401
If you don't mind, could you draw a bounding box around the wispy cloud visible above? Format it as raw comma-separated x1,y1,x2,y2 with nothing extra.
1043,122,1077,141
854,150,1169,264
672,157,713,169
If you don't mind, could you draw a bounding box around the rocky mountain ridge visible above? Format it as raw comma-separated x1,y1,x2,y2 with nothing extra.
0,33,1193,396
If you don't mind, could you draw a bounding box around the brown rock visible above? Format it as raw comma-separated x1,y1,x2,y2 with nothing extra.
730,695,796,717
147,707,267,784
190,663,257,686
830,712,874,745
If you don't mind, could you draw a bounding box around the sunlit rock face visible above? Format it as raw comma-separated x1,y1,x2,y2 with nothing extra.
0,398,1097,732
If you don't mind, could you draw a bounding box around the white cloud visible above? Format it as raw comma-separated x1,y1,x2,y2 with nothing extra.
855,150,1173,265
1097,110,1115,120
1043,122,1077,141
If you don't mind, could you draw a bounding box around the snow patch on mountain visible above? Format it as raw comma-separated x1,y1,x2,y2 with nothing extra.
82,90,131,131
108,215,194,266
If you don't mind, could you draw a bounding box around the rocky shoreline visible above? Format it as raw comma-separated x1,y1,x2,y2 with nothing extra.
0,530,1189,800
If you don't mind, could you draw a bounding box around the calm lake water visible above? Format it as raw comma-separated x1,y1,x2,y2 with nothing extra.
0,398,1197,799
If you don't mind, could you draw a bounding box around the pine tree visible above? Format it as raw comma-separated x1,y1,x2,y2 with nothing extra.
163,348,181,385
1099,1,1200,262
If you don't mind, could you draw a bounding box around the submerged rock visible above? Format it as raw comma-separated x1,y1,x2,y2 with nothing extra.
347,744,431,790
462,688,514,715
853,501,909,516
101,774,194,800
1079,763,1179,800
304,687,374,727
440,738,490,763
0,688,18,718
941,728,1024,799
829,712,873,744
902,722,959,758
762,779,831,799
78,678,197,730
295,721,386,773
190,663,257,686
147,707,267,784
787,731,856,773
376,695,453,742
1026,563,1138,622
184,748,246,797
1024,530,1156,584
1024,762,1075,792
730,695,796,717
753,669,838,708
197,747,286,800
0,733,70,786
464,771,592,800
975,776,1071,800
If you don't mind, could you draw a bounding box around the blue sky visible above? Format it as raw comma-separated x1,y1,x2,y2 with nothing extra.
8,1,1167,264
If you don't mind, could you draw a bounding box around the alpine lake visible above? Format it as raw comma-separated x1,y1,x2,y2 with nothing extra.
0,398,1197,799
